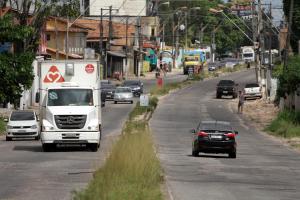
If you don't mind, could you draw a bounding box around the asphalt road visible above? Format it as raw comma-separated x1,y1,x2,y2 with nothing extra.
150,69,300,200
0,72,186,200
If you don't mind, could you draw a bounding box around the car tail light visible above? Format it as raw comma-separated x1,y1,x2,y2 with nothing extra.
197,131,208,137
225,133,235,139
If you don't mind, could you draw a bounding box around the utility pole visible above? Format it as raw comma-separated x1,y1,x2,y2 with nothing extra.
185,11,188,50
284,0,294,69
258,0,264,85
108,5,113,52
137,17,142,78
211,26,216,63
66,14,69,60
99,8,105,79
125,17,128,80
251,0,258,83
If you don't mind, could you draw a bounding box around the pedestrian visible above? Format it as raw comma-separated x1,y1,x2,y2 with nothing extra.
238,90,245,114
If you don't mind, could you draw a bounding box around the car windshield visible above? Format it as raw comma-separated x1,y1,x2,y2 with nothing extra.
218,80,234,85
200,122,232,132
243,53,253,58
124,81,139,86
10,111,35,121
245,83,259,88
115,88,131,93
47,89,93,106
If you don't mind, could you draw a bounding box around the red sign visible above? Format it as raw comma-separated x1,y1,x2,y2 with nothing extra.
43,65,65,83
85,64,94,73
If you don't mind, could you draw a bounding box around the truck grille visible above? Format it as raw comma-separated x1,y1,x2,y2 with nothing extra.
54,115,87,129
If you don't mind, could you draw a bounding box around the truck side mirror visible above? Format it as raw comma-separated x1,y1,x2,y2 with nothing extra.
4,118,8,122
35,92,40,103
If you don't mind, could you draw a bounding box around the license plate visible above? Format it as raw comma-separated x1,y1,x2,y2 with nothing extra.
18,130,26,132
223,91,228,94
211,135,222,139
65,133,77,137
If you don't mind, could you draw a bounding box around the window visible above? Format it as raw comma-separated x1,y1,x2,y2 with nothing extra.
46,34,51,41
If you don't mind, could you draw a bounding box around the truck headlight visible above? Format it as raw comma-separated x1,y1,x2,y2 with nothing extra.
88,125,99,131
42,125,54,131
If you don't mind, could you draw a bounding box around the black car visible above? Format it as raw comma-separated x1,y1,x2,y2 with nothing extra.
122,80,143,97
101,83,116,101
216,79,238,99
191,121,238,158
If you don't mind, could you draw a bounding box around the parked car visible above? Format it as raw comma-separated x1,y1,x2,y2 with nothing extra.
191,121,238,158
5,110,40,141
101,83,116,101
122,80,143,97
114,87,133,104
244,83,262,99
216,79,238,99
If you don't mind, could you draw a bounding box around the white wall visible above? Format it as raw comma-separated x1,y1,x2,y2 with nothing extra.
89,0,147,16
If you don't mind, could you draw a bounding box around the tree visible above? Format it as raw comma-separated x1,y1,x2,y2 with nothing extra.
283,0,300,53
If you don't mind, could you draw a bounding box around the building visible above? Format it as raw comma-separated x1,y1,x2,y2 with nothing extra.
40,17,92,59
82,0,147,16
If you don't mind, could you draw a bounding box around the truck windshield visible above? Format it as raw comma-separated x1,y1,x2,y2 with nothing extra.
47,89,93,106
243,53,253,58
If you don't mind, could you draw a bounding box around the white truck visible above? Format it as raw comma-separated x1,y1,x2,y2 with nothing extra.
36,60,102,152
241,46,255,62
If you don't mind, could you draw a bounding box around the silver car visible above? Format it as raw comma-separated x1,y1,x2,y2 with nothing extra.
114,87,133,104
5,110,40,141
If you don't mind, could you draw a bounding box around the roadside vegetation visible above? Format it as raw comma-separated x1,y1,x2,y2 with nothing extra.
265,110,300,138
0,118,6,135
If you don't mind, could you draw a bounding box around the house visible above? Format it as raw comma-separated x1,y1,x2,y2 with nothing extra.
39,17,93,59
76,18,136,78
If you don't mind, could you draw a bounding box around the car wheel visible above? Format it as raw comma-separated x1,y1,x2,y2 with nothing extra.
216,93,221,99
192,150,199,157
228,151,236,158
6,136,12,141
89,144,99,152
42,144,54,152
130,100,133,104
35,135,40,140
114,101,117,104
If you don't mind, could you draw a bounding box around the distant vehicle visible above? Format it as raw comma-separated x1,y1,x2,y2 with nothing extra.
241,46,255,62
191,121,238,158
5,110,40,141
101,83,116,101
122,80,143,97
114,87,133,104
216,80,238,99
244,83,262,99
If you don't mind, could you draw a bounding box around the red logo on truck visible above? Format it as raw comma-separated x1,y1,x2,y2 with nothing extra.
85,64,94,73
43,65,65,83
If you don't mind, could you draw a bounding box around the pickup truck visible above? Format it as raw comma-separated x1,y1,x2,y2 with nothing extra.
216,80,238,99
244,83,262,99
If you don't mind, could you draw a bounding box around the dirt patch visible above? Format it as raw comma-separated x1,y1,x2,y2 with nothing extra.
229,98,300,151
243,99,279,131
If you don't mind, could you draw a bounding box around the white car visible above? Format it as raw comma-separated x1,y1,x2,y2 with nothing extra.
244,83,262,99
114,87,133,104
5,110,40,141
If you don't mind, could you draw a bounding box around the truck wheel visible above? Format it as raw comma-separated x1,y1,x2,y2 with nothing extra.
89,144,98,152
35,135,40,140
114,101,117,104
6,136,12,141
228,151,236,158
42,144,54,152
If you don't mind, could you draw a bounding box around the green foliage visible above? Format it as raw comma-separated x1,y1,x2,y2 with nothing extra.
0,52,35,105
159,0,247,54
276,56,300,97
265,110,300,138
51,0,80,18
0,118,6,135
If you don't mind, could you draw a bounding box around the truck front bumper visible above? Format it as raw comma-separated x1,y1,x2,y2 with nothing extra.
41,131,100,144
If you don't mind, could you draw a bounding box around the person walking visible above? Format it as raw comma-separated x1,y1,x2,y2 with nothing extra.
238,90,245,114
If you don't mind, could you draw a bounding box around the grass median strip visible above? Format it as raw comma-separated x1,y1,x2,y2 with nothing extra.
0,118,6,135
